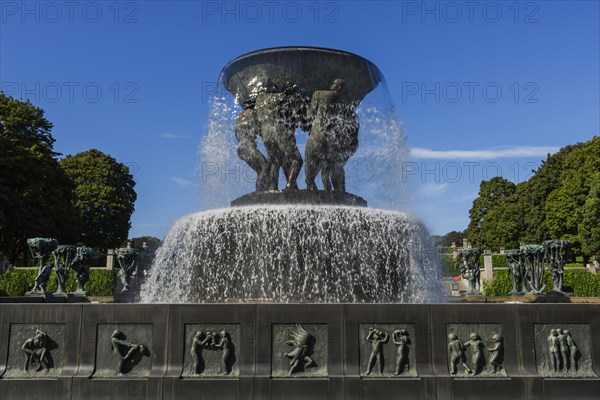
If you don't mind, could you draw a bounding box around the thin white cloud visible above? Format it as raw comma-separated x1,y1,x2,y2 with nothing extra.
410,146,559,160
419,182,449,197
451,192,479,202
170,177,194,187
157,133,191,140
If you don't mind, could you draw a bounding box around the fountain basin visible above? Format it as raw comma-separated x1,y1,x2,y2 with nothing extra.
223,46,384,105
140,205,440,303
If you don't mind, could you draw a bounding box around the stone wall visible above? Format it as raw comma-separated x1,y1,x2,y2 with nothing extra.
0,303,599,400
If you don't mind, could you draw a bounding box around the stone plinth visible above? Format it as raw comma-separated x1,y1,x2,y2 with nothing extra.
0,303,599,400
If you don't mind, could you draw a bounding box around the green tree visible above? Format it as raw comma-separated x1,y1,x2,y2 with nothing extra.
545,137,600,260
128,236,162,252
465,137,598,255
0,94,79,264
479,193,524,250
579,174,600,259
467,177,516,249
59,149,137,250
436,230,467,247
518,144,577,243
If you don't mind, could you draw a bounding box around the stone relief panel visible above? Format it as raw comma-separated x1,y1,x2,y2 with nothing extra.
446,324,507,377
93,324,153,377
534,324,596,378
3,324,65,378
271,324,328,378
181,324,239,377
359,324,417,377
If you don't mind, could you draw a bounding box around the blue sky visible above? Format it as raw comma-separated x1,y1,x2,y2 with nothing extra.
1,1,599,238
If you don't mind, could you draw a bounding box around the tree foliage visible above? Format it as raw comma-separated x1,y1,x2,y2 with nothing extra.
518,144,575,243
128,236,162,252
0,94,79,264
59,149,137,251
580,174,600,258
467,177,516,249
545,138,600,258
435,230,468,247
467,136,600,260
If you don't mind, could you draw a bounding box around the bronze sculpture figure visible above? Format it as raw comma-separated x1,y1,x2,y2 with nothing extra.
448,333,472,375
564,330,578,372
190,331,213,374
254,81,303,191
21,329,50,373
212,330,233,375
392,329,411,375
305,79,358,192
364,327,388,375
235,99,270,191
110,329,150,375
547,329,561,372
464,332,485,375
487,334,504,373
284,324,316,375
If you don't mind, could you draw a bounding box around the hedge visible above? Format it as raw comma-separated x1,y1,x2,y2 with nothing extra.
483,268,600,297
439,254,460,277
0,268,116,296
491,255,507,269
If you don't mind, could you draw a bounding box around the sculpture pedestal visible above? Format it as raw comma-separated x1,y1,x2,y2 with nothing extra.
231,190,367,207
1,303,600,400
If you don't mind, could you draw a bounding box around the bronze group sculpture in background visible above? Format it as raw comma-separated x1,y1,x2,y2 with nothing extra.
505,249,525,295
521,244,546,294
71,247,99,295
504,240,571,296
458,248,482,295
26,238,58,294
115,247,139,294
52,245,77,295
25,238,99,297
544,240,571,292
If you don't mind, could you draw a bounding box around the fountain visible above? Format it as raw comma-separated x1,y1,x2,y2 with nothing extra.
140,47,440,304
1,48,599,400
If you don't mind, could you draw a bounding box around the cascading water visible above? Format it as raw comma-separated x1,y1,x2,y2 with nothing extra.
141,206,439,303
140,47,441,304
